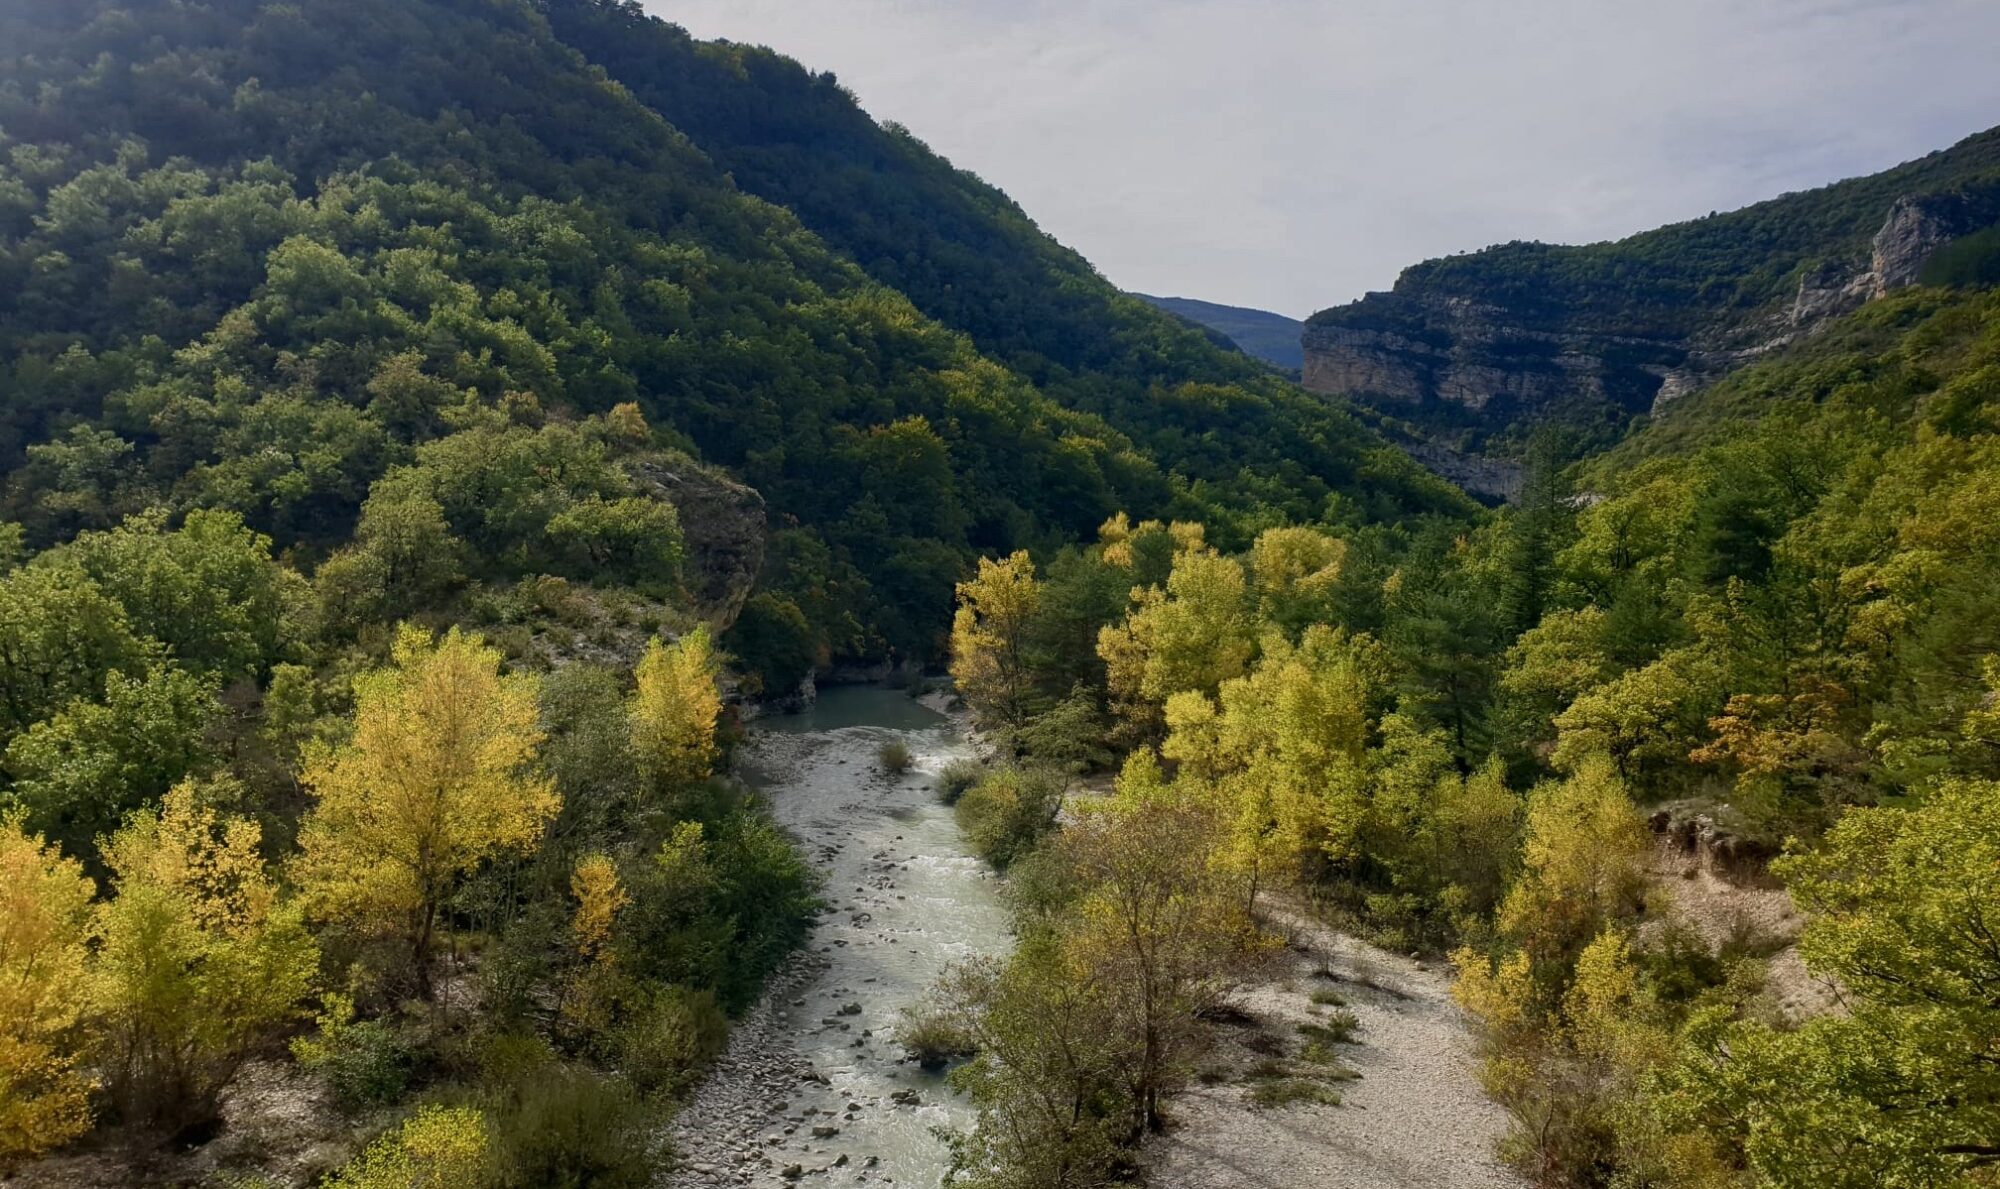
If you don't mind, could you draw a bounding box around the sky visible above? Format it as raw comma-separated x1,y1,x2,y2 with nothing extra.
654,1,2000,319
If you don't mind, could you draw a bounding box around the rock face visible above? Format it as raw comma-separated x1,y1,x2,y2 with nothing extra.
627,453,767,630
1302,299,1685,420
1299,123,2000,477
1302,194,1976,428
1870,193,1967,295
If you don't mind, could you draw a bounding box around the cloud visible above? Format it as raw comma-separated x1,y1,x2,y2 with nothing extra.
650,0,2000,318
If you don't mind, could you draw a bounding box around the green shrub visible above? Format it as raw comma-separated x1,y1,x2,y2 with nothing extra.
614,986,730,1100
1248,1077,1343,1108
1300,1011,1359,1047
488,1065,654,1189
934,758,984,806
292,995,415,1112
898,1008,976,1069
955,765,1063,868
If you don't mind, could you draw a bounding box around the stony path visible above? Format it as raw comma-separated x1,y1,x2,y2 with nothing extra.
1141,905,1524,1189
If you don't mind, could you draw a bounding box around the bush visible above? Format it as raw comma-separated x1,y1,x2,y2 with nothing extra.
878,740,914,775
292,996,414,1112
898,1008,976,1070
1299,1011,1359,1047
1248,1077,1343,1108
955,766,1063,868
614,986,729,1100
934,758,984,806
488,1065,654,1189
323,1105,495,1189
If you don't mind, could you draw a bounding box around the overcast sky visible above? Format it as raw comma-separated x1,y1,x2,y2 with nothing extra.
655,1,2000,318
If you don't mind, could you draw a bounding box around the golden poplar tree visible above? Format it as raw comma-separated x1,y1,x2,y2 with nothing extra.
630,627,722,790
91,782,319,1131
0,816,95,1167
297,625,557,996
949,550,1042,738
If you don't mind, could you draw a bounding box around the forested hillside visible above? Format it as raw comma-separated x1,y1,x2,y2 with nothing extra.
939,282,2000,1188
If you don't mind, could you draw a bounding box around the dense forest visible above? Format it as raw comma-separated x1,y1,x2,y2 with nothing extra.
938,283,2000,1188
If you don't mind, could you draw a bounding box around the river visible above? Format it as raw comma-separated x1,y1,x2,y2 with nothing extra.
665,686,1009,1187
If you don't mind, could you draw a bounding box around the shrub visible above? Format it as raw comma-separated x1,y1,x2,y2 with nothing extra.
488,1065,653,1189
897,1009,975,1069
323,1105,495,1189
292,995,414,1112
954,766,1062,868
1299,1011,1359,1047
934,758,984,806
878,739,914,775
1248,1077,1343,1108
614,987,729,1100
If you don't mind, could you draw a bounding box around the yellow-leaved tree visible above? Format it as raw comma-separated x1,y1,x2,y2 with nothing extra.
1162,624,1389,899
91,782,318,1133
630,627,722,791
560,853,629,1036
949,550,1043,740
297,626,557,997
1098,547,1252,740
0,816,95,1168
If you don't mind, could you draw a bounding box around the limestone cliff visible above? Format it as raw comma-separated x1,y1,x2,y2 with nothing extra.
1301,126,2000,457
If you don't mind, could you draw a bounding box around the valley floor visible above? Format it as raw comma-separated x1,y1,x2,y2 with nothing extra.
1141,904,1523,1189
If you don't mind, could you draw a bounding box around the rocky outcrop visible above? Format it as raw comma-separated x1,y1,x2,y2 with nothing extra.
1403,440,1524,503
1301,176,2000,486
626,453,767,630
1871,193,1969,295
1302,300,1682,419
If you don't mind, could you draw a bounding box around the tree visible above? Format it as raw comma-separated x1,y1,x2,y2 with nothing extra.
90,782,318,1134
0,816,95,1168
1642,778,2000,1189
629,627,722,792
1061,769,1272,1134
0,564,149,746
1493,754,1648,992
950,551,1043,741
6,666,220,860
1098,546,1252,739
1247,524,1345,634
297,626,557,997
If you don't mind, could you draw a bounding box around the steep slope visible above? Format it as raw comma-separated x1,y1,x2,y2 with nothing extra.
0,0,1463,670
534,0,1466,532
1302,124,2000,453
1135,294,1306,370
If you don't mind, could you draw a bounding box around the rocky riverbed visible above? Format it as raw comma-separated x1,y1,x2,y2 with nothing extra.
664,687,1007,1187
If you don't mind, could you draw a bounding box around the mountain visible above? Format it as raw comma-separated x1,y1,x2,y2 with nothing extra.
536,1,1463,529
1133,294,1305,370
1302,124,2000,467
0,0,1466,674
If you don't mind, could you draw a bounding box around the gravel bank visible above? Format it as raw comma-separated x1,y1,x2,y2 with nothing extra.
1141,904,1524,1189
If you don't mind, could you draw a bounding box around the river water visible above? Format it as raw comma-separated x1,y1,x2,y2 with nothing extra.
665,686,1009,1187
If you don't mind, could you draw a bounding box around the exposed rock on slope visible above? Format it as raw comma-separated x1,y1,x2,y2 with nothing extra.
630,454,767,630
1302,125,2000,443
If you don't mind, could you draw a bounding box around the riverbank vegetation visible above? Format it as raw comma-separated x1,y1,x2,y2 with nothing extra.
941,286,2000,1189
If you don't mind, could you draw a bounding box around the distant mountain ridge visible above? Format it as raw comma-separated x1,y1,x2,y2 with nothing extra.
1302,124,2000,471
1133,295,1305,370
